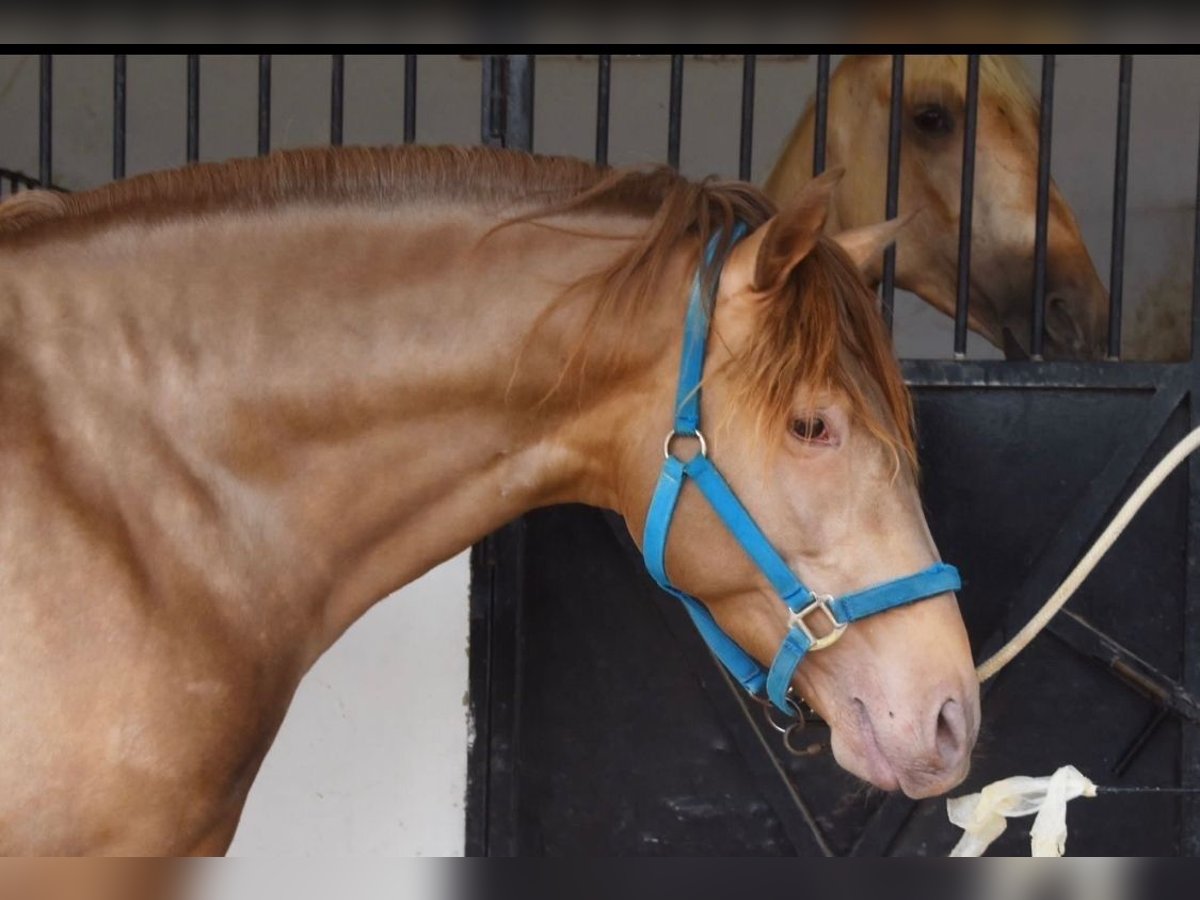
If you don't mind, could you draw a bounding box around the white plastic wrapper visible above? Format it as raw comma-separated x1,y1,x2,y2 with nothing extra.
946,765,1097,856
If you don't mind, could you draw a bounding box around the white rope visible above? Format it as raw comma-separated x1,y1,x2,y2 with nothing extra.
976,424,1200,682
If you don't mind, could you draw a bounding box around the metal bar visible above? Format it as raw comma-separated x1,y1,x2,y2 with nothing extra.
903,359,1180,391
1048,611,1200,727
812,54,830,176
667,54,683,169
481,55,504,148
1112,708,1171,778
112,54,126,180
1108,55,1133,360
881,54,905,333
738,54,756,181
1184,90,1200,856
330,53,345,147
257,54,271,156
403,54,417,144
503,55,535,151
186,54,199,163
465,519,526,856
38,54,51,187
953,55,981,358
1031,55,1056,359
595,54,611,166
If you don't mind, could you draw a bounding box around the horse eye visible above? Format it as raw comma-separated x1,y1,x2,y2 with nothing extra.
791,416,828,442
913,104,954,135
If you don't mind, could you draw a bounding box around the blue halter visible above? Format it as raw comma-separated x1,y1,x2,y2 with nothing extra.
642,225,962,715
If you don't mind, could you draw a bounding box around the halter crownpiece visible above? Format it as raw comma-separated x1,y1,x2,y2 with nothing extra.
641,224,962,715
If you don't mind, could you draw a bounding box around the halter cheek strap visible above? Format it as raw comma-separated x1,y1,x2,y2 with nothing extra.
641,225,962,714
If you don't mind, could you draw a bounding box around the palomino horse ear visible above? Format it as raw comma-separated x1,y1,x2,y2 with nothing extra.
723,166,846,296
830,210,920,272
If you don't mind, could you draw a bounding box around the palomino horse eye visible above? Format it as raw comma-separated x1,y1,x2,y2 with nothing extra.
913,103,955,136
790,416,828,442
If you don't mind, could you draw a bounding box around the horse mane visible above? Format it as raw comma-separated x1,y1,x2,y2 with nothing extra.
0,145,611,237
514,163,915,470
0,143,914,468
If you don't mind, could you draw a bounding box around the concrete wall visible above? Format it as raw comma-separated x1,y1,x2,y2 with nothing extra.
2,52,1198,856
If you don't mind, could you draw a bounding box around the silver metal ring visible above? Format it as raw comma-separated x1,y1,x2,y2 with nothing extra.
761,690,806,734
663,429,708,461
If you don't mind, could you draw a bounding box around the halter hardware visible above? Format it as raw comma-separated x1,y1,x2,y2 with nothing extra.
640,223,963,716
664,429,708,461
788,594,847,652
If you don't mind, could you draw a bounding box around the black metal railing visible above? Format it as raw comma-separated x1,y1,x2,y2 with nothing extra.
0,52,1172,363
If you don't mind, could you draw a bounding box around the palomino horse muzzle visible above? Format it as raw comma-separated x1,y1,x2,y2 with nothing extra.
642,224,961,722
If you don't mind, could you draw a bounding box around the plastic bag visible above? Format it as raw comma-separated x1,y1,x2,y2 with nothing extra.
946,765,1096,856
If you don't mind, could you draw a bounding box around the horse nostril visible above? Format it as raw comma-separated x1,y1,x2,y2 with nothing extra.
935,697,968,765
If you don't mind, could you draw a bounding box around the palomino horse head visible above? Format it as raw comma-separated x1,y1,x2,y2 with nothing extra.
765,54,1109,360
617,168,979,797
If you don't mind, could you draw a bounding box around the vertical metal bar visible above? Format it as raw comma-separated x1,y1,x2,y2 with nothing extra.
1184,94,1200,857
112,54,126,180
330,54,345,147
1108,54,1133,360
667,54,683,169
257,54,271,156
953,55,981,358
38,54,52,187
738,54,756,181
504,55,535,151
186,54,199,163
1030,55,1056,360
481,55,503,148
881,54,905,333
812,54,830,176
595,54,611,166
403,54,417,144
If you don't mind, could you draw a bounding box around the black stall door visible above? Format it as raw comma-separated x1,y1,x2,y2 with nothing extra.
468,376,1199,856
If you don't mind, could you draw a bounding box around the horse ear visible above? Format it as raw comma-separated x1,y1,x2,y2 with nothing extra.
722,166,845,295
830,210,919,272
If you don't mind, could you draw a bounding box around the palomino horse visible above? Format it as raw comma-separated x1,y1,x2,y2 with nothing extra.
0,146,977,854
766,54,1110,360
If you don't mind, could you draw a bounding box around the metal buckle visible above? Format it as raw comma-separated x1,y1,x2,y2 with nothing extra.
788,594,847,651
663,429,708,461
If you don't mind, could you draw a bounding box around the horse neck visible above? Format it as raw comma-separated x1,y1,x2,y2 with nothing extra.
12,204,683,660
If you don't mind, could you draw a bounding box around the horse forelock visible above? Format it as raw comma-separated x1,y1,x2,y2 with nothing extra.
726,236,916,474
516,168,914,471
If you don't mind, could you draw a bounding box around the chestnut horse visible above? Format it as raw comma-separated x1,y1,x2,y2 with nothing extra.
0,146,977,854
766,54,1110,360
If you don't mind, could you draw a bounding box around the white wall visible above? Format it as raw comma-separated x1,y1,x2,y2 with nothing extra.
226,553,470,857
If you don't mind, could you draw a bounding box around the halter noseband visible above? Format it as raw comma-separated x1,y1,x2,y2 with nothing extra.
641,225,962,715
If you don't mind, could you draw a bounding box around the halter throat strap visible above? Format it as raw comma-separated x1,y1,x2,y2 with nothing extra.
641,226,962,714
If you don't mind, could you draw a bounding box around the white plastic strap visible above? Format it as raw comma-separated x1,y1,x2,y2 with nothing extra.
946,765,1097,857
